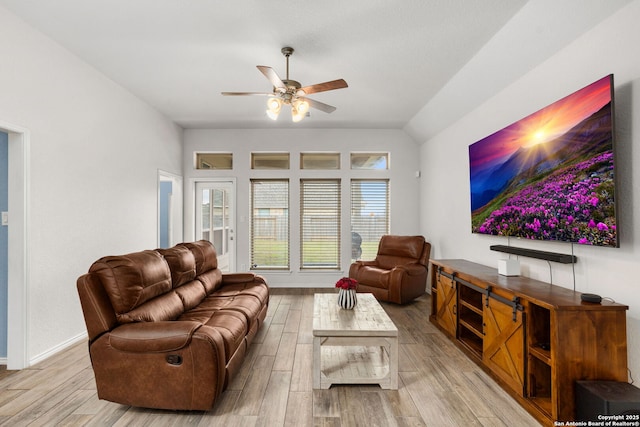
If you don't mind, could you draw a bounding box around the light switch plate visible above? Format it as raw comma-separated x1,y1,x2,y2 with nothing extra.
1,211,7,226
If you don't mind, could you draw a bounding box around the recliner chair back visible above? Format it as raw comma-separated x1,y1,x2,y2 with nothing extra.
375,235,429,270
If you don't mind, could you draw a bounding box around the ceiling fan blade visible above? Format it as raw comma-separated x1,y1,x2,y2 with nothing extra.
257,66,286,91
221,92,275,96
298,79,348,95
302,97,337,114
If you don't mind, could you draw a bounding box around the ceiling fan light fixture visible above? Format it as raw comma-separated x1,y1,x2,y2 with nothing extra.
291,105,305,123
266,109,280,121
267,97,282,111
293,99,309,115
266,97,282,120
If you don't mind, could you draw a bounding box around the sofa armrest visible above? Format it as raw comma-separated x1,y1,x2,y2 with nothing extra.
349,260,377,277
391,263,427,276
90,321,227,410
222,272,261,284
109,321,202,353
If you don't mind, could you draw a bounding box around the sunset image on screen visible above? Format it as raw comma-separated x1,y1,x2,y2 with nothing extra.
469,75,617,247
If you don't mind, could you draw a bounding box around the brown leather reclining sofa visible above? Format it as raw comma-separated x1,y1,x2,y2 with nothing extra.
77,240,269,410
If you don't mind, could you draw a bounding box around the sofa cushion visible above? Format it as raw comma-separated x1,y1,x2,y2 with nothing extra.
202,295,264,329
179,241,218,275
89,250,172,316
158,246,196,288
179,306,248,362
198,269,223,294
213,281,269,304
117,291,184,323
201,310,247,361
175,280,207,311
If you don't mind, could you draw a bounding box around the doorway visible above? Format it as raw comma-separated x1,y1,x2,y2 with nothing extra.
158,171,183,248
0,132,7,361
195,180,235,272
0,121,28,370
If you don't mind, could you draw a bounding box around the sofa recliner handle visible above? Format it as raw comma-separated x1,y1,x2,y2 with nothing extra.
166,354,183,365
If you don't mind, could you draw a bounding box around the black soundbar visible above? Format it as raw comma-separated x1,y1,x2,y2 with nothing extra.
490,245,577,264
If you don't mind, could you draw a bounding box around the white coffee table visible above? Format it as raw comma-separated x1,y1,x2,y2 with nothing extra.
312,293,398,389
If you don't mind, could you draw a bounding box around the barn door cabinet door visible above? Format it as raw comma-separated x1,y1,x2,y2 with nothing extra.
482,290,525,395
434,270,457,337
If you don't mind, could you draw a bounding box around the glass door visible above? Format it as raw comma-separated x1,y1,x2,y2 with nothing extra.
195,181,235,272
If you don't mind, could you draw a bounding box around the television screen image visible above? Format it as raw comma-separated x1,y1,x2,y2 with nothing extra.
469,75,618,247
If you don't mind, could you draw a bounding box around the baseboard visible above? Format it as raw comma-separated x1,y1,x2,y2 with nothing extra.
0,357,7,365
29,332,87,367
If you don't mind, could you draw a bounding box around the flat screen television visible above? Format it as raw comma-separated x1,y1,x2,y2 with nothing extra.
469,74,618,247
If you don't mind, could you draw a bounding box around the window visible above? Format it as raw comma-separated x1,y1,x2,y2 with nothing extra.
251,153,290,169
300,179,341,269
250,180,289,269
195,153,233,169
350,153,389,170
350,180,389,261
300,152,340,169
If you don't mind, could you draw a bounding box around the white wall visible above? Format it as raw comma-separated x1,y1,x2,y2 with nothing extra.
418,1,640,380
183,128,421,287
0,7,182,364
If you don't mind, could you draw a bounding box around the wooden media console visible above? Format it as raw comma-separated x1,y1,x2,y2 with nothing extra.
429,259,628,424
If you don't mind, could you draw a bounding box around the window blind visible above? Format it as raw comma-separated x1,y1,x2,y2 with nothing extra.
350,179,389,261
300,179,341,269
250,179,289,269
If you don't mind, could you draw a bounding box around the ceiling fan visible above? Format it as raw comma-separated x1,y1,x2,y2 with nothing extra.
221,47,348,122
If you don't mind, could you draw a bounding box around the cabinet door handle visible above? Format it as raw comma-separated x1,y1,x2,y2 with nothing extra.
452,304,457,315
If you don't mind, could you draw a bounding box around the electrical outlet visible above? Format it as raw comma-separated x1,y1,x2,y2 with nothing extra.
1,211,7,226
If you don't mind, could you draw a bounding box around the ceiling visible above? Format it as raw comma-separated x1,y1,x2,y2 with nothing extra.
1,1,532,129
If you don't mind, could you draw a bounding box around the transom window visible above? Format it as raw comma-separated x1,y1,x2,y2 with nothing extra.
350,153,389,170
300,152,340,170
195,153,233,170
251,153,290,170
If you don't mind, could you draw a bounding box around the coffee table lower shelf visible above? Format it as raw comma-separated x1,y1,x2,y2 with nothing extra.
313,337,398,389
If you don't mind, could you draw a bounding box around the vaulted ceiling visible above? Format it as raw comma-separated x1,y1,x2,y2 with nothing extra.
0,1,631,133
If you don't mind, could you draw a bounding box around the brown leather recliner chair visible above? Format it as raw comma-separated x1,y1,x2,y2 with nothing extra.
349,235,431,304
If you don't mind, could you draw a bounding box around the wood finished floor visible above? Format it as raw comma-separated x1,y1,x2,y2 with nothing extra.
0,289,540,426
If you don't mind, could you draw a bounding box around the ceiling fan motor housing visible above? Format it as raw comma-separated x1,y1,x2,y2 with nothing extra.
277,79,303,103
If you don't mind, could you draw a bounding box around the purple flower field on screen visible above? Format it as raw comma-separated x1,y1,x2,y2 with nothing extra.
472,151,616,246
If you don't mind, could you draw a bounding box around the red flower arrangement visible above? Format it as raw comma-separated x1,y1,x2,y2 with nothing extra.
335,277,358,290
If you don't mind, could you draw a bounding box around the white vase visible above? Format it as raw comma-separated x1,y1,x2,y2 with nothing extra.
337,288,357,309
